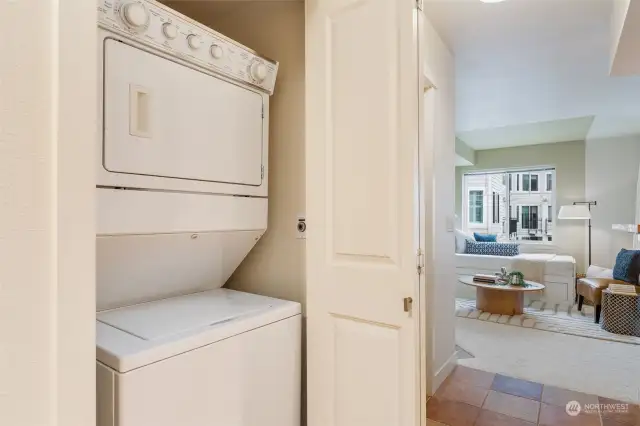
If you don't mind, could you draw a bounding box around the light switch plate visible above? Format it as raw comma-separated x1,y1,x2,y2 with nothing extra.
297,215,306,239
446,215,455,232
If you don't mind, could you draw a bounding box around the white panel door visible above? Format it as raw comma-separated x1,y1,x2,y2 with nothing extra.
306,0,423,425
103,40,264,186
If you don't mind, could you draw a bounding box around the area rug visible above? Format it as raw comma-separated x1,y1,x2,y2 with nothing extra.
455,298,640,345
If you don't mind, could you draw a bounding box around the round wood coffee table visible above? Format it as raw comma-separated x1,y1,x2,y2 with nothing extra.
459,275,545,315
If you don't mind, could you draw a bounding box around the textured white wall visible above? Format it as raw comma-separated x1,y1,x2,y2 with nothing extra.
424,14,457,392
0,1,96,425
586,135,640,267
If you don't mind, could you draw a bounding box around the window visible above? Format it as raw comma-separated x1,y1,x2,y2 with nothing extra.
521,205,539,229
462,169,555,242
546,173,553,191
469,190,484,224
531,174,539,192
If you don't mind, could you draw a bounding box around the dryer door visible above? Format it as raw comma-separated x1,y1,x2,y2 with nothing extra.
103,39,264,187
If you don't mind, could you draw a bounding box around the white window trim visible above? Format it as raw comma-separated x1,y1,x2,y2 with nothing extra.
464,168,556,244
518,172,540,193
546,172,553,192
467,187,485,225
530,173,540,193
518,204,541,230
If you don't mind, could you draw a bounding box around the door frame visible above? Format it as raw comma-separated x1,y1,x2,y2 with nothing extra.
420,68,438,404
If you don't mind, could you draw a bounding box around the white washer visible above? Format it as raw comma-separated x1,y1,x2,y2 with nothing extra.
97,289,301,426
96,2,299,425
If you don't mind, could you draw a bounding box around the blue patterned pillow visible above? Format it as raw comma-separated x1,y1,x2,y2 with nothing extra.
466,241,519,256
474,233,497,242
613,249,640,285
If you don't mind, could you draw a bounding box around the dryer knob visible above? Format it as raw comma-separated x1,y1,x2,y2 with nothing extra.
187,34,202,50
250,62,268,82
121,2,149,29
162,23,178,40
210,44,224,59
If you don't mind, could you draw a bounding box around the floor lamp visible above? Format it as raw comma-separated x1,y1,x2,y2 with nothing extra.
558,201,597,267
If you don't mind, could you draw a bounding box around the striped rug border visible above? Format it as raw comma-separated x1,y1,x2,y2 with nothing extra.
456,298,640,346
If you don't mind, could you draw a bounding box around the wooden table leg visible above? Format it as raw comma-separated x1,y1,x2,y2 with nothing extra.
476,287,524,315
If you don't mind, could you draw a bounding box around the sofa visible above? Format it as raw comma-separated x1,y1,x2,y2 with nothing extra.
455,231,576,305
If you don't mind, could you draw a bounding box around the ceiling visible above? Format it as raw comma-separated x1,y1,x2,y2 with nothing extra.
424,0,640,150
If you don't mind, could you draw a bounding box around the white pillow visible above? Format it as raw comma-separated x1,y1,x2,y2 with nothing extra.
586,265,614,279
454,229,474,254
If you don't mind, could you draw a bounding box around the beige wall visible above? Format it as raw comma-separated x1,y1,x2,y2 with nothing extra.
586,135,640,267
456,141,587,271
166,1,307,307
423,15,457,392
0,0,96,425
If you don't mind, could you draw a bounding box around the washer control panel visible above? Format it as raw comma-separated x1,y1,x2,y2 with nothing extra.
98,0,278,94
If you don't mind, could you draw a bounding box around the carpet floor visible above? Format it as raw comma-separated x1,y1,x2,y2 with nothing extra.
455,316,640,404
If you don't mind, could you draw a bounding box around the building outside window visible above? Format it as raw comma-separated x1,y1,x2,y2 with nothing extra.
521,205,539,229
462,168,555,242
469,190,484,224
531,174,538,191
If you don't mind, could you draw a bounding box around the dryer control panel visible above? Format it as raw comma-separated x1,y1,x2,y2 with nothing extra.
97,0,278,94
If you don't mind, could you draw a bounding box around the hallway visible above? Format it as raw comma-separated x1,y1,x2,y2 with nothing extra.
427,365,639,426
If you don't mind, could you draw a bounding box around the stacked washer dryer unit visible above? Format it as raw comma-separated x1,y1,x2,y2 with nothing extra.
96,1,301,426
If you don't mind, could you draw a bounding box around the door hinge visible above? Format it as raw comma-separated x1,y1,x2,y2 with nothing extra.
261,165,264,179
261,104,264,119
416,248,425,275
416,0,423,11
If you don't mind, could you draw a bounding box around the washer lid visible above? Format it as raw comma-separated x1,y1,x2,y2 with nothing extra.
98,288,275,341
96,289,301,372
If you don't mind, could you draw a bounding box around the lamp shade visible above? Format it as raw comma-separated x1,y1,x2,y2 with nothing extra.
558,205,591,220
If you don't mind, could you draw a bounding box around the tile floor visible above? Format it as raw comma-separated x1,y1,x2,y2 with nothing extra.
427,366,640,426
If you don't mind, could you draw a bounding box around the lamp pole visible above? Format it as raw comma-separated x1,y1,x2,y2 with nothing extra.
573,201,597,266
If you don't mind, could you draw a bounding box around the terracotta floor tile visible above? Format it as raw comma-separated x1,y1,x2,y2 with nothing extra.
538,402,601,426
474,409,536,426
599,397,640,426
491,374,543,401
435,376,489,407
541,385,599,408
447,366,495,389
482,390,540,423
426,396,480,426
426,420,449,426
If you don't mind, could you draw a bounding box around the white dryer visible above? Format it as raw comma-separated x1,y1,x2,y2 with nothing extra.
95,1,300,425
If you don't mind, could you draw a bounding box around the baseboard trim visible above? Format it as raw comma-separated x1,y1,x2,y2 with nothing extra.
430,351,457,395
